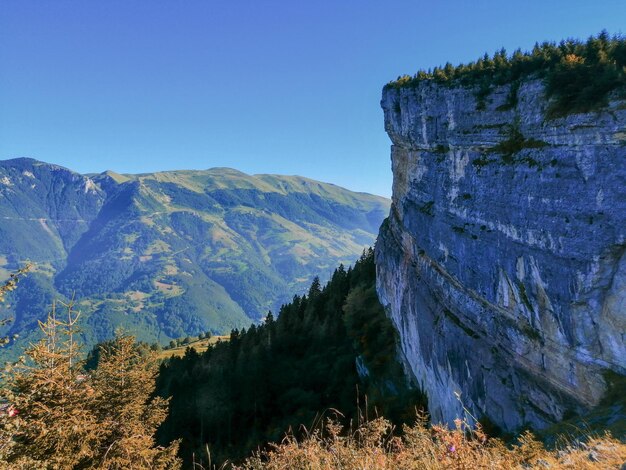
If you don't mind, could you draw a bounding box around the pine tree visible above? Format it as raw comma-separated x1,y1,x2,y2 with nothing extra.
0,302,102,469
0,301,181,469
91,335,181,469
308,276,321,298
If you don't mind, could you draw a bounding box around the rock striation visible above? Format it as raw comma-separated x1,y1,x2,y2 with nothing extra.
375,78,626,432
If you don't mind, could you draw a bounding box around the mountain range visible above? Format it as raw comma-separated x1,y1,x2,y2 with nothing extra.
0,157,389,356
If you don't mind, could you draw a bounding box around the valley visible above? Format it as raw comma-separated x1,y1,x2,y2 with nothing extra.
0,158,388,358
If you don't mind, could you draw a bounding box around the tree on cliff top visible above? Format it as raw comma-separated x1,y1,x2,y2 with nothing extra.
386,31,626,117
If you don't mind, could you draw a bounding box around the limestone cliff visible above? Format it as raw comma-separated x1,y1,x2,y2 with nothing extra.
375,78,626,432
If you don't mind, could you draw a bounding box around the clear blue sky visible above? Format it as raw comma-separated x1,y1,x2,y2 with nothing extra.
1,1,624,197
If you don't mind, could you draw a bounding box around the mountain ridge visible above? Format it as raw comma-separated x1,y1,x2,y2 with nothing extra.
0,157,389,358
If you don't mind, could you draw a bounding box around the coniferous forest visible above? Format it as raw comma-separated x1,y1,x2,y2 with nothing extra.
386,31,626,117
155,248,426,467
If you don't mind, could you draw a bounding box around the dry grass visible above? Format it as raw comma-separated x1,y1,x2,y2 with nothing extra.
157,336,229,360
235,413,626,470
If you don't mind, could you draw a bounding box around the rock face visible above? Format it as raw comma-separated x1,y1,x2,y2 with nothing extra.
375,79,626,432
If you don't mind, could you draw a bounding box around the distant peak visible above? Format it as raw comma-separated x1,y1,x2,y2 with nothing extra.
205,167,249,175
0,157,73,173
100,170,131,183
1,157,42,166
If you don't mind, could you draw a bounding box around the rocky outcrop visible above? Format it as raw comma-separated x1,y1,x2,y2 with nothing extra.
375,79,626,432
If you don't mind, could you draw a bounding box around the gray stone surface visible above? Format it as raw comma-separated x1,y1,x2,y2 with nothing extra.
375,78,626,432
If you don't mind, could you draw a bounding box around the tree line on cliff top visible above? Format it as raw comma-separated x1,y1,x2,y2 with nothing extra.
386,31,626,117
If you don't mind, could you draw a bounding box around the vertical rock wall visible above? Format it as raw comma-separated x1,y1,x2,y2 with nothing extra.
375,79,626,431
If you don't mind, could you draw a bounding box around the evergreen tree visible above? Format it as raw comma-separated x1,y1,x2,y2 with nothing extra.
308,276,321,298
91,336,181,469
0,303,181,469
0,302,102,468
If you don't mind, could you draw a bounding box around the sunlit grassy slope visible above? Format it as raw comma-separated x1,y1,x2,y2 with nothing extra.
156,335,229,360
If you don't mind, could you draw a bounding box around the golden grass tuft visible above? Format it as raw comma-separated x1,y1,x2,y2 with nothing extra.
235,412,626,470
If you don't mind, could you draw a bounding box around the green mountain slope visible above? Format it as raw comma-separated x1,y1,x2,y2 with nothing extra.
0,158,389,357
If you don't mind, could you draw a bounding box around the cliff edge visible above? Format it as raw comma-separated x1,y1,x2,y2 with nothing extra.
375,76,626,432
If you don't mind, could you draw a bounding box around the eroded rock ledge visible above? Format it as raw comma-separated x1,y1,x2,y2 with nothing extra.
375,78,626,431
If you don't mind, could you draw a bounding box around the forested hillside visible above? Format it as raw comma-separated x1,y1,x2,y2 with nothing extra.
155,248,425,467
0,158,388,360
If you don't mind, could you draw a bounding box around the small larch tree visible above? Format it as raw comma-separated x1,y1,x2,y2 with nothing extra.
0,302,102,469
0,300,181,469
91,335,181,469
